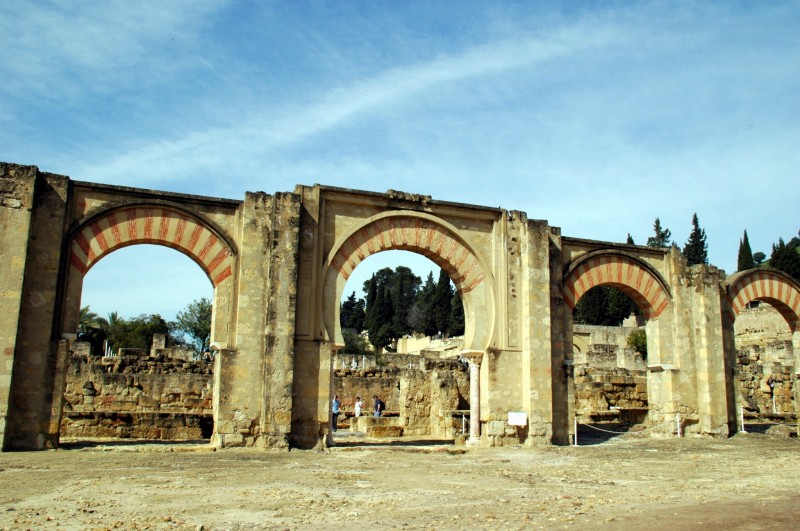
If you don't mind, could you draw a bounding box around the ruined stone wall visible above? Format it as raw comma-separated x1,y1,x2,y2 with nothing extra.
573,324,646,370
333,368,400,415
399,359,469,437
0,164,36,448
735,305,795,416
61,352,213,440
1,165,69,450
333,358,469,437
574,366,648,423
571,324,648,424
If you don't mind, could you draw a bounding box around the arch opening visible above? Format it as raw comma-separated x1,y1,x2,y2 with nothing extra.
564,252,671,444
319,213,493,447
570,285,650,444
330,251,470,444
56,205,237,448
321,213,495,353
726,269,800,435
63,244,217,445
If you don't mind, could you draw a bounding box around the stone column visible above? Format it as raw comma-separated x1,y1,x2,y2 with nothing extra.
793,331,800,435
462,350,484,445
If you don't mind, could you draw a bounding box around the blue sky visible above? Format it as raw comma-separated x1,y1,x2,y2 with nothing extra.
2,1,798,321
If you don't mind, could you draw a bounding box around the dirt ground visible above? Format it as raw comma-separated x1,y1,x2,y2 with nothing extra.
1,431,799,530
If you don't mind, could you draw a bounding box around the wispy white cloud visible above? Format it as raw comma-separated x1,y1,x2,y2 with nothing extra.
73,21,621,185
0,0,227,103
3,0,799,307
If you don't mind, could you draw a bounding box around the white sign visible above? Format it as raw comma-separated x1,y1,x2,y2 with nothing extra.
508,411,527,426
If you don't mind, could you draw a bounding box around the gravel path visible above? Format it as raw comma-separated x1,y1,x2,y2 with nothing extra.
1,433,798,530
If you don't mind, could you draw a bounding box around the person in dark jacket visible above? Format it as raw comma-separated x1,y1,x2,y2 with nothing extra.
373,395,385,417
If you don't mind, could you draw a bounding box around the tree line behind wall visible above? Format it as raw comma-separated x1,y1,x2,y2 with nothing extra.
339,266,465,355
78,298,212,358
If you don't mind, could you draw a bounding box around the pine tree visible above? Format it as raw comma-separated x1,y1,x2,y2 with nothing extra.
646,218,671,248
682,213,708,266
737,230,755,271
769,238,800,281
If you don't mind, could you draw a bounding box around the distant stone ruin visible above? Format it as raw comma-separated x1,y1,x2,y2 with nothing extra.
735,304,796,420
61,337,213,440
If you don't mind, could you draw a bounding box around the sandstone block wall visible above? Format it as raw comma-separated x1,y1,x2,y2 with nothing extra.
735,305,796,416
333,358,469,437
574,366,648,424
61,350,213,440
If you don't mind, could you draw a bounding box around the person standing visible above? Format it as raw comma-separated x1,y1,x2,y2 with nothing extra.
373,395,384,417
331,394,341,432
354,396,363,417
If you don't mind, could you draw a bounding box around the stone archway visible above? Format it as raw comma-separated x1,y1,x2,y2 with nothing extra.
53,204,238,446
725,268,800,434
67,205,234,284
320,211,495,353
562,250,672,439
563,251,670,319
725,268,800,330
61,204,237,338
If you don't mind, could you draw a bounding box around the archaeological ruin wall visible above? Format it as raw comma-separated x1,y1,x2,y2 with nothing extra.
1,162,798,451
61,345,214,440
735,305,796,419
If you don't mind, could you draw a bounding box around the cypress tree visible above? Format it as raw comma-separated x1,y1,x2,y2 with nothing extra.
390,266,420,337
433,269,453,336
737,230,755,271
449,291,465,336
340,291,366,332
646,218,671,248
364,274,377,335
414,272,438,336
573,287,608,325
368,285,395,350
682,213,708,266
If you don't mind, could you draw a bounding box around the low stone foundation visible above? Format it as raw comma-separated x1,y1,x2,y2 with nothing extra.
574,366,648,424
61,347,214,440
62,412,213,440
349,416,404,437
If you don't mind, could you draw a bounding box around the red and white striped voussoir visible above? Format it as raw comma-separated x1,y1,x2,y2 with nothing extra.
330,216,486,294
69,207,234,286
563,254,669,319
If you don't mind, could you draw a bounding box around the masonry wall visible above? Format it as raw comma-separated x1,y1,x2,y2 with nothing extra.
2,165,70,450
333,368,400,416
0,165,36,449
333,358,469,437
574,367,648,423
61,351,213,439
735,305,796,416
215,191,300,449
